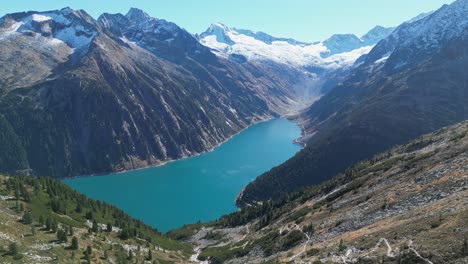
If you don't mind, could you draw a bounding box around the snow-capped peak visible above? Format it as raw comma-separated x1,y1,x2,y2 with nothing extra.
366,0,468,69
199,23,384,70
0,8,97,57
122,7,180,36
199,23,234,45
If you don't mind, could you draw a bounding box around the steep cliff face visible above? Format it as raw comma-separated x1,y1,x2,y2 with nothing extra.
0,8,304,177
237,0,468,205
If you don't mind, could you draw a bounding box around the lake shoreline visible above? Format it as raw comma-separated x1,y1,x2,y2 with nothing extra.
63,117,303,232
63,114,305,181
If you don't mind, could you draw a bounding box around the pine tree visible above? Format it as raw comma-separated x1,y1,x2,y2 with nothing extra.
57,229,67,243
14,188,20,200
86,245,92,256
85,251,91,264
39,215,44,226
107,222,112,232
338,238,346,252
22,212,32,225
92,220,99,233
75,203,82,213
147,249,152,261
71,237,79,250
45,218,51,231
31,225,36,236
463,237,468,257
128,250,133,260
68,224,74,236
8,242,18,256
51,219,58,233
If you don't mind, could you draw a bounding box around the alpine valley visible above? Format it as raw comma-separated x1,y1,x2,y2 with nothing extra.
0,0,467,264
0,7,396,178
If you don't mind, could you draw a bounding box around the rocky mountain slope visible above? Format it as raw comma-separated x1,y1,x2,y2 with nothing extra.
183,121,468,264
238,0,468,205
0,174,193,263
0,8,307,178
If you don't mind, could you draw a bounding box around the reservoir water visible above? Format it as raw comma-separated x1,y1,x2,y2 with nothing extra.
63,118,301,232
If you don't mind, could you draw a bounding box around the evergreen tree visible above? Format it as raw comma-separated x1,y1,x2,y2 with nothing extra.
107,222,112,232
75,203,82,213
33,181,41,196
31,225,36,236
92,220,99,233
338,238,346,252
71,237,79,250
147,249,152,261
8,242,18,256
86,245,92,256
45,218,51,231
128,250,133,260
463,237,468,257
23,190,31,203
120,229,129,240
57,229,67,243
38,215,44,226
51,219,58,233
68,224,74,236
85,251,91,264
22,212,32,225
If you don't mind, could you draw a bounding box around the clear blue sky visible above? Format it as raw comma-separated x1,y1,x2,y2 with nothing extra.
0,0,455,42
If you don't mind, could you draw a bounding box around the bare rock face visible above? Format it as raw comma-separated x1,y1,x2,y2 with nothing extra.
0,8,306,177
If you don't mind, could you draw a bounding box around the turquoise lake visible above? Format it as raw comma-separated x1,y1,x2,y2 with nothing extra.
63,118,301,232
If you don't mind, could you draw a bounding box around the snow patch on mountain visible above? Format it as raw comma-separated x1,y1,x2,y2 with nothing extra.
366,0,468,68
32,14,52,22
199,23,384,70
0,9,97,57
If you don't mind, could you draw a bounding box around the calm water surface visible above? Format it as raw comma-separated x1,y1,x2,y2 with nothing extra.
63,118,301,232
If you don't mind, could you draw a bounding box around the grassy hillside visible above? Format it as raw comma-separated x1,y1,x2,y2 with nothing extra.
179,121,468,263
0,175,192,263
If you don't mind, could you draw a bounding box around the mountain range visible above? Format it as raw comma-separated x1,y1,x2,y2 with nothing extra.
198,22,394,97
0,6,418,178
0,8,310,177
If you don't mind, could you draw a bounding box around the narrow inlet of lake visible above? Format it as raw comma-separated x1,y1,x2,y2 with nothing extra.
63,118,301,232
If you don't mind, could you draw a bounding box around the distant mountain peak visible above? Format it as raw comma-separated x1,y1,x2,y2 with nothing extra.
126,7,152,21
321,33,363,56
200,22,234,45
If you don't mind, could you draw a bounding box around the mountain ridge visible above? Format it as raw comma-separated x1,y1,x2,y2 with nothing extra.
237,0,468,205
